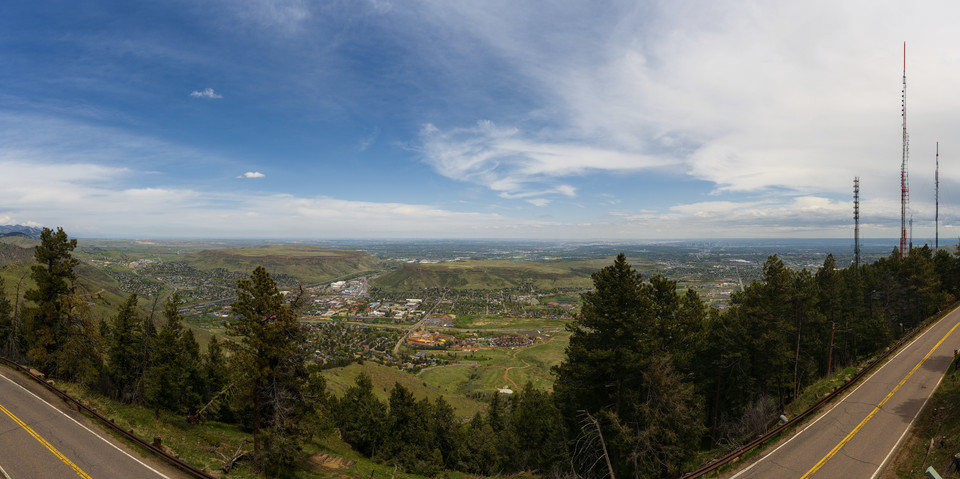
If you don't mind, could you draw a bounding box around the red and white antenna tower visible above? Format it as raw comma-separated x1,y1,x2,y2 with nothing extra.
936,142,940,249
900,42,910,258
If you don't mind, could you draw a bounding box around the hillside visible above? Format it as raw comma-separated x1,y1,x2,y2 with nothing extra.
322,361,488,419
0,243,128,320
371,257,654,291
0,241,34,267
183,245,382,284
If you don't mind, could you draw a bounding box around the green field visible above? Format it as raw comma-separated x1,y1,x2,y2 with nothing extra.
452,314,571,330
322,362,488,419
372,257,653,291
418,332,570,397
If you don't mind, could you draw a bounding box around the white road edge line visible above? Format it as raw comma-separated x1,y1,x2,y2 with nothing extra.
870,363,949,479
0,460,11,479
730,311,952,479
0,371,170,479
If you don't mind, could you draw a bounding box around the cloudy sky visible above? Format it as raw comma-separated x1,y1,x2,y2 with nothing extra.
1,1,958,241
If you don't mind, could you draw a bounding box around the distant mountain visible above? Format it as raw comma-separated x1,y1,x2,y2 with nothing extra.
0,225,43,239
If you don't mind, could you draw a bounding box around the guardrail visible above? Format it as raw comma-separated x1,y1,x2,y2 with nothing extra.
680,307,950,478
0,357,215,479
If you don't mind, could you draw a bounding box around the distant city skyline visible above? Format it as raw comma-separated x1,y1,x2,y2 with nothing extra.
2,1,960,240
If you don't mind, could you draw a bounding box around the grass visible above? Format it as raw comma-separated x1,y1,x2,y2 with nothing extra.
453,315,570,330
372,256,657,291
784,365,862,417
55,381,259,478
46,376,444,478
418,332,570,397
321,362,488,419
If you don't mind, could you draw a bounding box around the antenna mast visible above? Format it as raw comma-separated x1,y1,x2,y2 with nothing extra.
900,42,910,258
854,177,861,268
936,142,940,249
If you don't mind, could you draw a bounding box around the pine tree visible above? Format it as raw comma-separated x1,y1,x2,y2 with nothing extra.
108,294,143,401
21,227,80,374
553,253,704,478
227,266,322,474
0,277,14,358
337,372,386,457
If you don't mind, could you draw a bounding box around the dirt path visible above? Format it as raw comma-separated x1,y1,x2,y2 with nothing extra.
501,357,529,389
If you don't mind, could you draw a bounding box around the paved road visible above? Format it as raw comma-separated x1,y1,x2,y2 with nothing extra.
0,366,178,478
730,306,960,479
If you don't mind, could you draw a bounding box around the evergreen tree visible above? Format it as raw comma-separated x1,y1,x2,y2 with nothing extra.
227,266,323,474
553,253,704,478
458,414,500,475
21,227,80,375
377,383,442,475
179,328,205,413
0,277,15,358
202,335,232,421
337,372,386,457
108,294,143,400
145,293,204,415
507,383,565,473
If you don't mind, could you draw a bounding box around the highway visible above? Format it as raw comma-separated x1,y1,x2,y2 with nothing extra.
0,366,181,478
730,306,960,478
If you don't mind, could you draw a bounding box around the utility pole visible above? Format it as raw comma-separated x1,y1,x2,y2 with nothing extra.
936,142,940,249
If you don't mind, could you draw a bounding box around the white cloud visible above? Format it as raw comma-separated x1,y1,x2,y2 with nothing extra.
419,120,664,200
412,1,960,220
239,171,265,178
190,88,223,99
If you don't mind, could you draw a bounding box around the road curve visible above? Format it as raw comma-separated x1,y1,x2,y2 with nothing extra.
0,366,182,478
729,305,960,479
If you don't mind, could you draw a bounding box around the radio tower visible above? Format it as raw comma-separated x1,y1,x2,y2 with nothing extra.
854,177,861,268
900,42,910,258
936,142,940,249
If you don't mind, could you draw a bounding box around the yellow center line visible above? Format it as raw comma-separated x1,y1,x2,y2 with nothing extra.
0,402,92,479
801,318,960,478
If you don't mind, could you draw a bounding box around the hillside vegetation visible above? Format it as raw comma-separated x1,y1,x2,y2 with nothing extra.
183,245,383,283
372,257,655,290
323,361,488,419
0,232,40,249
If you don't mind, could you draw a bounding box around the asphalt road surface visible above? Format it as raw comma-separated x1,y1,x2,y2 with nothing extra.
730,306,960,479
0,366,180,478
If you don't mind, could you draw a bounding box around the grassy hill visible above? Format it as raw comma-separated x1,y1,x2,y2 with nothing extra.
183,245,383,284
322,362,488,419
0,238,131,322
0,232,40,249
371,257,655,291
0,242,34,267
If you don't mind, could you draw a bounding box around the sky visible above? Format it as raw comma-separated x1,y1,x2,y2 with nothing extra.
2,1,960,241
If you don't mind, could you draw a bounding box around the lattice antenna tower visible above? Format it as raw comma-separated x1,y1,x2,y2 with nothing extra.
936,142,940,249
900,42,910,258
854,177,861,268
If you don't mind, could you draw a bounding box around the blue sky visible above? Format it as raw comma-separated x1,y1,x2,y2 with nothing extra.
2,1,960,240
